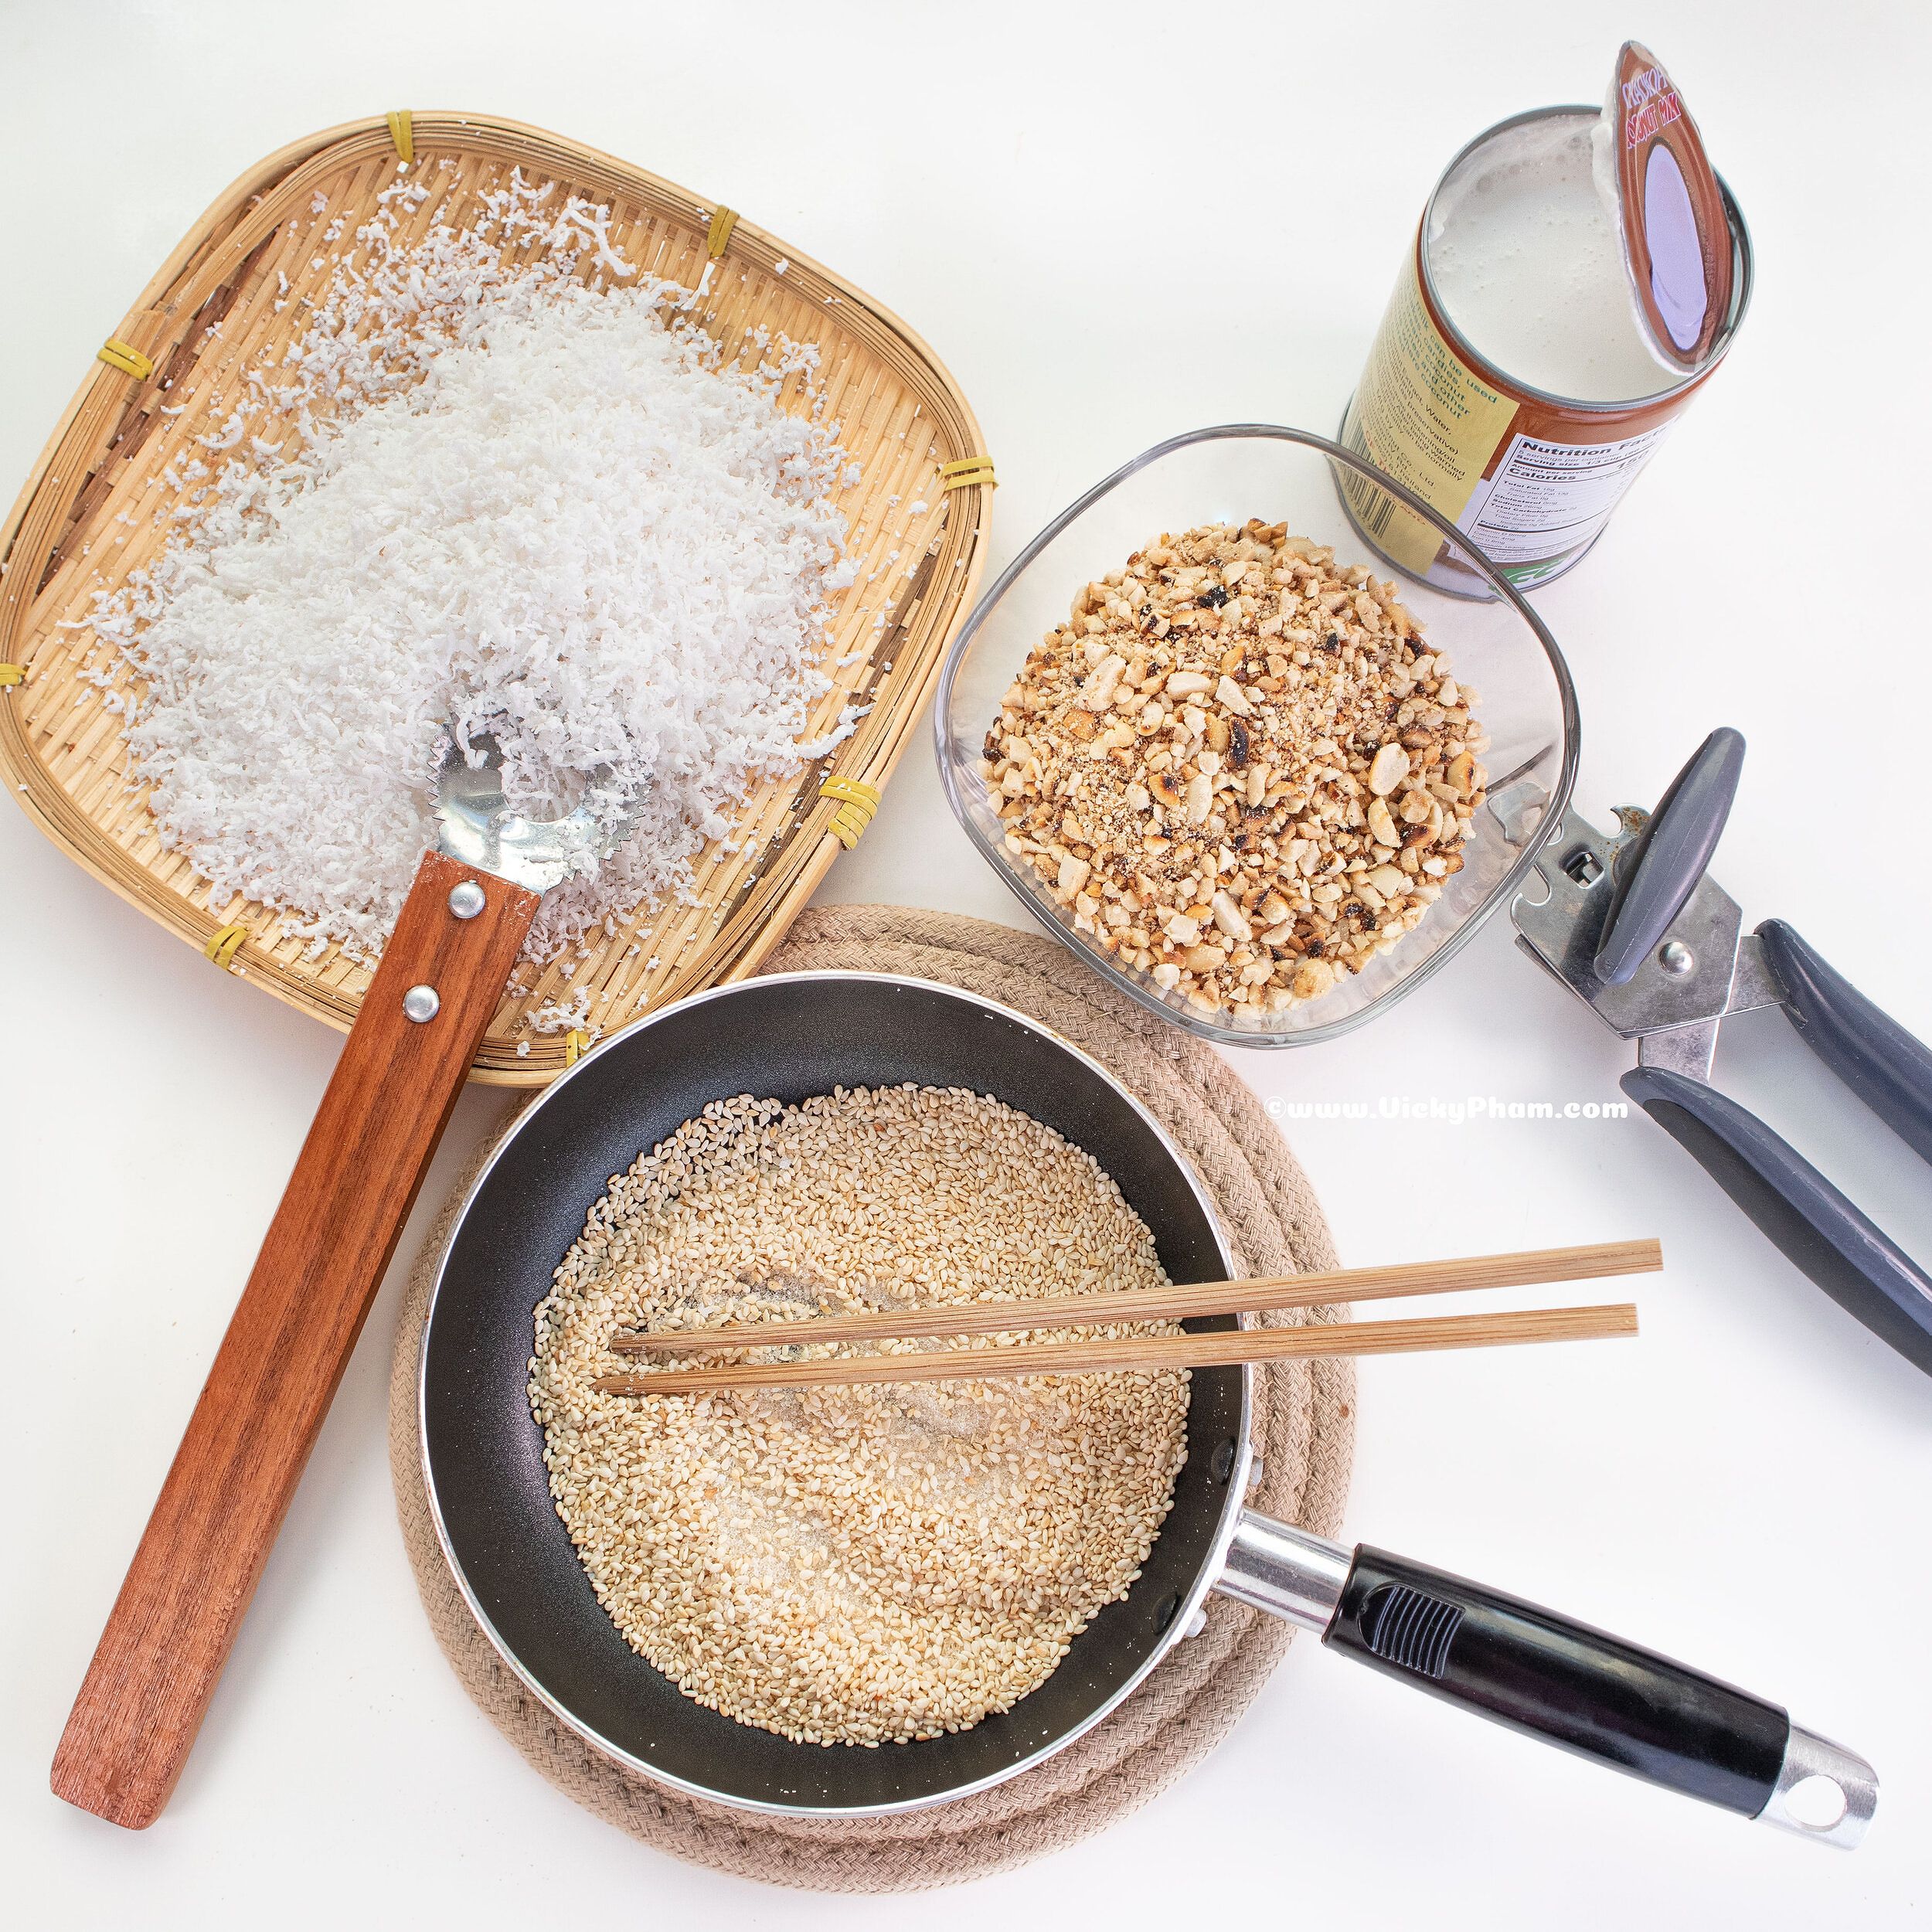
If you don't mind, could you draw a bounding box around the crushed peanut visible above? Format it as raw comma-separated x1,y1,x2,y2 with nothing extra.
982,522,1488,1016
529,1085,1189,1747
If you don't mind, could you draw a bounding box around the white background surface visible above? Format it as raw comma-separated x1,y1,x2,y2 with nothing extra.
4,2,1928,1925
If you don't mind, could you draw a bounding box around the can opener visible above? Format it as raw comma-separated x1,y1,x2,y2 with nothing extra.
1511,728,1932,1377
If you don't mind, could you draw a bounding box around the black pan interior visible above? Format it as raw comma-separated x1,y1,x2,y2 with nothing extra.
421,973,1244,1811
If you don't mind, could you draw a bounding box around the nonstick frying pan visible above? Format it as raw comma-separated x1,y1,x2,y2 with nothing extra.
419,972,1876,1845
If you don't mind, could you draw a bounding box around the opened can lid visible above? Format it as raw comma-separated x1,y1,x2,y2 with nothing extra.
1600,41,1733,372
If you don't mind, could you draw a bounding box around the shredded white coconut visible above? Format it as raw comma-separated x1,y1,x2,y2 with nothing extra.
90,172,856,964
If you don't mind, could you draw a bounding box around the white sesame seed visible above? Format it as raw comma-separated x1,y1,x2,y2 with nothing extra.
530,1084,1189,1746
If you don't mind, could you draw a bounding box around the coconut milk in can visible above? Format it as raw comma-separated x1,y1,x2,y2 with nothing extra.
1340,43,1752,597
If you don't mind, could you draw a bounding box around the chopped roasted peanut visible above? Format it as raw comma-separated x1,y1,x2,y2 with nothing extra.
981,520,1486,1016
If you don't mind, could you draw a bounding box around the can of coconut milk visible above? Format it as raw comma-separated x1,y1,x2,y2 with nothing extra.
1339,43,1753,597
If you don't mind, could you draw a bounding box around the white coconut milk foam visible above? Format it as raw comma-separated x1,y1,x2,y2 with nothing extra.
1427,114,1679,404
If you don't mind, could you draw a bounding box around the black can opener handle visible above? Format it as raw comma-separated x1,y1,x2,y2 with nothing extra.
1757,918,1932,1165
1624,1066,1932,1376
1594,726,1744,986
1624,920,1932,1376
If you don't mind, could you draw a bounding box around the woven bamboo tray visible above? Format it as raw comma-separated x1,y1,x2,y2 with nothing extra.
0,111,991,1083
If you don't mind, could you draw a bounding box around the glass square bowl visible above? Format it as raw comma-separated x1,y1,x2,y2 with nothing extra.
933,424,1580,1047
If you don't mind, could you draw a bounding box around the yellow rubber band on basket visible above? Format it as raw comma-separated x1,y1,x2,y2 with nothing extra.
706,206,737,258
0,663,23,688
566,1029,589,1066
204,923,248,971
98,339,155,381
819,774,880,851
940,455,997,491
386,111,414,163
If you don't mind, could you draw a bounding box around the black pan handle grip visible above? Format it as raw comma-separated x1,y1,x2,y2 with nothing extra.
1594,726,1745,986
1221,1515,1874,1842
1622,1065,1932,1376
1329,1545,1843,1825
1758,919,1932,1167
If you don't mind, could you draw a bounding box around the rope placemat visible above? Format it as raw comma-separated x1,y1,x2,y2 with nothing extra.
387,906,1355,1889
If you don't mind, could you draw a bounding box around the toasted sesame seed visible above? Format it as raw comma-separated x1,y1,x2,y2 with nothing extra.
529,1085,1189,1747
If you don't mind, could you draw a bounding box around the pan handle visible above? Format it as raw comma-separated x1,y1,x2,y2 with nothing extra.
50,850,537,1829
1216,1512,1876,1847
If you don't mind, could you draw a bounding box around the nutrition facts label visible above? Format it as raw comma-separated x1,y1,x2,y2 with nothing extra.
1462,425,1673,564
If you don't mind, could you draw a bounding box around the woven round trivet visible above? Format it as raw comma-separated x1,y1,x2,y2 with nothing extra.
387,906,1355,1891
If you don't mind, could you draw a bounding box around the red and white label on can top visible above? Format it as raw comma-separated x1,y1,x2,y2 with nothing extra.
1609,40,1733,373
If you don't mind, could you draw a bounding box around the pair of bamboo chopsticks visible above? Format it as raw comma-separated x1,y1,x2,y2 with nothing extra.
590,1238,1658,1396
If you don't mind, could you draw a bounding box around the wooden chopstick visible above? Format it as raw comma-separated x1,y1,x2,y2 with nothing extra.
609,1238,1661,1355
591,1302,1639,1396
